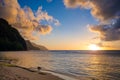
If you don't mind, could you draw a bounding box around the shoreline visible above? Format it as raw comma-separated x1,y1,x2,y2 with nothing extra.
0,59,92,80
0,61,79,80
0,61,64,80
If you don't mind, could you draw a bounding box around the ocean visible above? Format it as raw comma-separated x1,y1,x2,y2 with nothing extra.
0,50,120,80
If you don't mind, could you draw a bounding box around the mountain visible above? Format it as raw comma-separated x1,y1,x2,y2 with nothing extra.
0,18,27,51
26,40,48,50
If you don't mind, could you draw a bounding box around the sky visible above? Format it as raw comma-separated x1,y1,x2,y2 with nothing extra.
0,0,120,50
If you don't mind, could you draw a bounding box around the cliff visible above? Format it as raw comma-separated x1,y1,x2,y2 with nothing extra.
26,40,48,50
0,18,27,51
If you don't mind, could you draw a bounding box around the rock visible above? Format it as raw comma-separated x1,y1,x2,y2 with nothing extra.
0,18,27,51
26,40,48,50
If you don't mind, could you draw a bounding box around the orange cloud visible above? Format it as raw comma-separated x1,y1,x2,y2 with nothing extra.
0,0,60,40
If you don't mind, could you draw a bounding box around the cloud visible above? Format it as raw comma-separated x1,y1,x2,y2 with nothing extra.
0,0,60,40
64,0,120,21
35,25,52,34
64,0,120,41
95,42,112,48
88,19,120,41
64,0,90,9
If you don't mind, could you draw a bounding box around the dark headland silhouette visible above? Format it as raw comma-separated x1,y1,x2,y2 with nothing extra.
26,40,48,50
0,18,48,51
0,18,27,51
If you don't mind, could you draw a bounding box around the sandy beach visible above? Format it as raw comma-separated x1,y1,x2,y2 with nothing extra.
0,62,64,80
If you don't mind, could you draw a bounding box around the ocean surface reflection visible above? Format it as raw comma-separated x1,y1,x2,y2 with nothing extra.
0,50,120,80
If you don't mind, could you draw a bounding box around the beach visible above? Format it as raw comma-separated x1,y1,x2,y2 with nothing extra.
0,62,64,80
0,51,120,80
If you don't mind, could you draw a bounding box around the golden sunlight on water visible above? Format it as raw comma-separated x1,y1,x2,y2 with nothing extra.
76,54,104,79
0,52,52,69
1,52,38,67
86,54,114,79
0,51,120,80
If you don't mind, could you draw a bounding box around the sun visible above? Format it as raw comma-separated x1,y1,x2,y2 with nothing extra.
88,44,100,50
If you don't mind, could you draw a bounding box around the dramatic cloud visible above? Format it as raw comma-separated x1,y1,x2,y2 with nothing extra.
64,0,120,21
88,19,120,41
0,0,60,40
64,0,120,42
96,42,112,48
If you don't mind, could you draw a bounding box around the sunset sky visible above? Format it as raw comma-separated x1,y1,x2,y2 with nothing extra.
0,0,120,50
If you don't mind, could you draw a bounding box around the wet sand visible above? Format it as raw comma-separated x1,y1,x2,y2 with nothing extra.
0,62,64,80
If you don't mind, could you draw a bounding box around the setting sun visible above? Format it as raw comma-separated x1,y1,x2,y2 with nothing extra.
88,44,100,50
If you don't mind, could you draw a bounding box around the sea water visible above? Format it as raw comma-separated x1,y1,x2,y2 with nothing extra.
0,50,120,80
